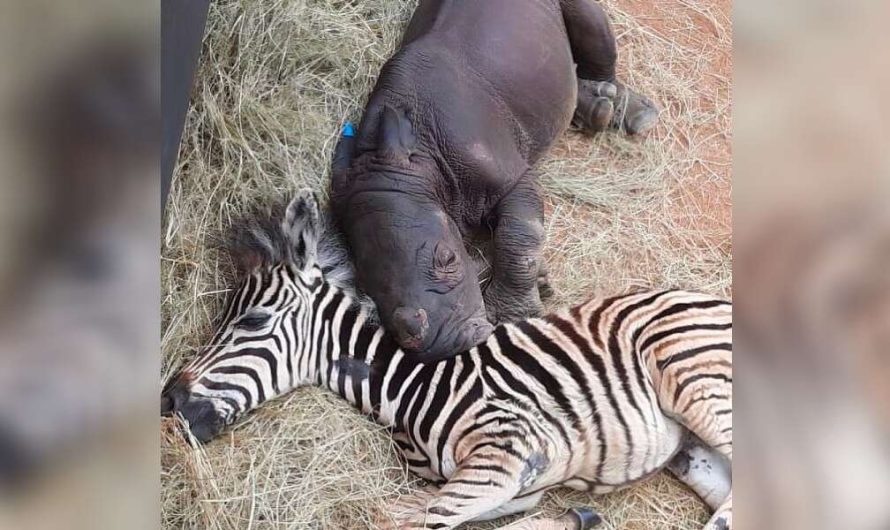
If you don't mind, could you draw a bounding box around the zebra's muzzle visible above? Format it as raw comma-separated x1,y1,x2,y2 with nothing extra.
160,394,175,416
161,383,226,443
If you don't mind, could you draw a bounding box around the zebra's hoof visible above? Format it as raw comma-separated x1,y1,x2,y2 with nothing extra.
565,507,603,529
711,516,730,530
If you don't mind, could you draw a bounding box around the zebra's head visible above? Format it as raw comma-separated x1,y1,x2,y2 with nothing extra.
162,191,326,442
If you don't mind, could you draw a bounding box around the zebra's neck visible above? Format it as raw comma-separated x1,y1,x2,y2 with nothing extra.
302,280,437,428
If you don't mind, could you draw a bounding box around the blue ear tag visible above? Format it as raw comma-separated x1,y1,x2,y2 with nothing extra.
342,121,356,138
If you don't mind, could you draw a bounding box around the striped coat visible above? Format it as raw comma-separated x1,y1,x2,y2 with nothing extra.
163,193,732,530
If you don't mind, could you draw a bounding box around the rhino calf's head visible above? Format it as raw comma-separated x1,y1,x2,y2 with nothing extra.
349,193,493,361
334,105,494,361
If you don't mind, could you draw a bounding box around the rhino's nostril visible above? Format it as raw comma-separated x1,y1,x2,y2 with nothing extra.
392,307,429,348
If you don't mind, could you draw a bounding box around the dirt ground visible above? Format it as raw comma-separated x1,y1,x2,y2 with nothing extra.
620,0,731,244
160,0,731,528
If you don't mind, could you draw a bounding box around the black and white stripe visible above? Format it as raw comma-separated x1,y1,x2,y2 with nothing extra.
164,193,732,530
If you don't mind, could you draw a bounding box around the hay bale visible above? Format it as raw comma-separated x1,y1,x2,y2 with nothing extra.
161,0,730,528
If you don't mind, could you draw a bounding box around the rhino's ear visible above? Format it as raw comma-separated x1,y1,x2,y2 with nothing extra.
332,121,356,179
282,190,320,270
379,105,416,164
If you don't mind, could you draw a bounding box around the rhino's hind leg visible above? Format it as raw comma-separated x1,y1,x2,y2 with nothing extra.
485,176,545,324
562,0,659,135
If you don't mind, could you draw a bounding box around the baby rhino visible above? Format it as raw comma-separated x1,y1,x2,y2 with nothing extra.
163,193,732,530
331,0,658,361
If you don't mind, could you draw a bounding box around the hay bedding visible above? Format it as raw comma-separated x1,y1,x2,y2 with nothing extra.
161,0,731,528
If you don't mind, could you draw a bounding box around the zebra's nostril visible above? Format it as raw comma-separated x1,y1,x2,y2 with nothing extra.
179,399,225,443
160,394,175,416
161,379,191,417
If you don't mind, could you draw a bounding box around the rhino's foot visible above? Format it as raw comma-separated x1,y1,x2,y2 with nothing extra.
575,79,658,136
573,80,616,134
486,301,543,327
537,266,556,302
485,286,544,325
612,82,659,136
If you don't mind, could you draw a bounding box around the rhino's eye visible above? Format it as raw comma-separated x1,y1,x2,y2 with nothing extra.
434,243,459,273
235,313,270,330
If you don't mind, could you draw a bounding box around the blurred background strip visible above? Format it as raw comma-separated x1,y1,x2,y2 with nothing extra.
162,0,210,211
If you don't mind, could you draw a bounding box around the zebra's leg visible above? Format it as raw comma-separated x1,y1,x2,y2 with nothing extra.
496,507,602,530
380,483,441,527
382,452,547,529
470,491,545,522
380,491,599,530
667,436,731,511
709,493,732,530
647,317,733,530
468,491,601,529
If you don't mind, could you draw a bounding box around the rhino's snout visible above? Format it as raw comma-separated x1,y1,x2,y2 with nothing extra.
392,307,429,351
419,316,494,361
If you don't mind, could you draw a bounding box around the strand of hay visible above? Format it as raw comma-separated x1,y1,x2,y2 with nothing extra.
162,0,730,528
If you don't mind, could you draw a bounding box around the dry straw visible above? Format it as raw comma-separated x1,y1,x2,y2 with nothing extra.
161,0,731,528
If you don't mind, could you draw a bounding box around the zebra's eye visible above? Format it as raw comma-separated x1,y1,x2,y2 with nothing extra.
234,313,270,330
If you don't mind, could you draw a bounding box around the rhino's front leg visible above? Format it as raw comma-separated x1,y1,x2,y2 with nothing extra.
485,176,546,324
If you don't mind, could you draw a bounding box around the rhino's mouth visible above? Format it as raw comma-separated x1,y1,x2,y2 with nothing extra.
410,314,494,361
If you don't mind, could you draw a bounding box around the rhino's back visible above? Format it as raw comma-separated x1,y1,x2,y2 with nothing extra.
352,0,576,226
411,1,574,196
406,0,576,146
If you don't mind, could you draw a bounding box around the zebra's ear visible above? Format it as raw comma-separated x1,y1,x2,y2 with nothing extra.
282,190,320,270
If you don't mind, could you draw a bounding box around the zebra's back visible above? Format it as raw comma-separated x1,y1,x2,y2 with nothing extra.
377,288,732,528
423,289,731,495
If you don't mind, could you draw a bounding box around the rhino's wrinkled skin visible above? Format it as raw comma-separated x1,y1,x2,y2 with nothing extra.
331,0,657,361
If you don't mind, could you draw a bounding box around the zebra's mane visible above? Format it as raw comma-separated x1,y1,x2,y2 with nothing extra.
226,198,379,323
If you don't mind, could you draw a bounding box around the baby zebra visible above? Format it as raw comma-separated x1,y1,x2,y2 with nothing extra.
162,192,732,530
